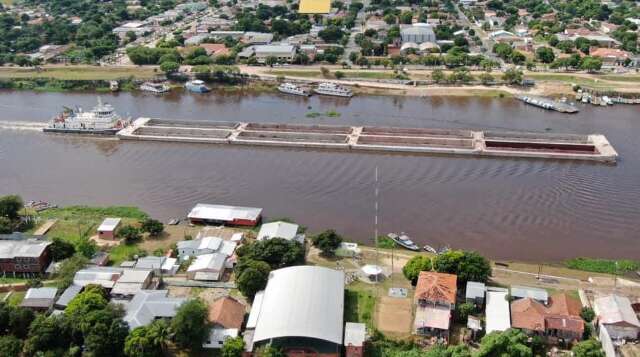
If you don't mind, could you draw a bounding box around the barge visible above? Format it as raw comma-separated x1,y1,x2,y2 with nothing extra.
516,95,579,113
117,118,618,163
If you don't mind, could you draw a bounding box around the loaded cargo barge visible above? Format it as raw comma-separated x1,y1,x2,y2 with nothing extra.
117,118,618,163
516,95,579,113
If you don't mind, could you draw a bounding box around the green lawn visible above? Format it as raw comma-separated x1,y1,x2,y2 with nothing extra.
268,69,397,80
108,244,146,266
344,285,376,328
0,66,159,80
0,277,28,285
5,291,25,306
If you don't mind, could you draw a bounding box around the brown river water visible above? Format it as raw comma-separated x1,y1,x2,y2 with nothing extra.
0,89,638,261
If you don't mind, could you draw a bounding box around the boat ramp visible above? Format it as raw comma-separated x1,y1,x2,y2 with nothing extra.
117,118,618,163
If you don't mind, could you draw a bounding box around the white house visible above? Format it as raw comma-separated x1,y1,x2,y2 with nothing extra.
594,295,640,340
485,288,511,334
187,253,227,281
257,221,303,243
177,236,222,261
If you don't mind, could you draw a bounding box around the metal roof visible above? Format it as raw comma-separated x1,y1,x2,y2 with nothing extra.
465,281,486,300
188,204,262,222
0,239,51,259
25,287,57,300
595,295,640,327
344,322,366,346
246,290,264,329
98,218,121,232
485,290,511,334
124,290,186,329
252,266,345,345
73,267,123,288
56,285,82,307
135,256,166,270
511,285,549,303
117,269,152,283
257,221,299,241
188,253,227,272
254,45,296,55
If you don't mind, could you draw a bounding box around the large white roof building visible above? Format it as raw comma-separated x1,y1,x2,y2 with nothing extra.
485,289,511,334
257,221,302,242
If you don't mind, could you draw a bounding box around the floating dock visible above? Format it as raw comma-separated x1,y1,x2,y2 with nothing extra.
117,118,618,163
516,95,579,113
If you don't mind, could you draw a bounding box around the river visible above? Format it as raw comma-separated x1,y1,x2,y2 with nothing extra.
0,89,638,261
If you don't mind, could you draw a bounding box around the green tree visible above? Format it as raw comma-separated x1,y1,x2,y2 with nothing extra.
125,319,170,357
56,254,89,289
236,238,305,269
400,11,413,24
580,56,602,72
311,230,343,257
479,72,494,85
535,46,555,63
141,218,164,237
572,339,605,357
318,25,345,43
433,250,491,283
0,303,35,339
431,69,445,83
0,335,22,357
510,51,526,65
236,259,271,300
265,55,278,67
476,329,533,357
49,237,76,261
221,336,245,357
23,314,72,356
0,195,23,221
0,217,12,234
119,225,142,244
502,67,523,85
66,287,108,318
455,302,475,322
258,345,286,357
493,43,513,60
580,307,595,322
160,61,179,74
402,256,432,284
171,299,208,351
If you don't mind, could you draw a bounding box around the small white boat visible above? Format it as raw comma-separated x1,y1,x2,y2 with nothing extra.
140,82,170,94
438,245,451,255
185,80,210,93
387,232,420,251
314,82,353,97
278,82,310,97
423,245,437,254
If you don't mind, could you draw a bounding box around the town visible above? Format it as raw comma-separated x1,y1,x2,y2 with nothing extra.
0,194,638,357
0,0,638,104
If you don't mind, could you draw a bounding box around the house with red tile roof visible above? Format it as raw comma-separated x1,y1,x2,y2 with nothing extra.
413,272,457,340
589,47,631,66
204,296,246,349
511,293,584,344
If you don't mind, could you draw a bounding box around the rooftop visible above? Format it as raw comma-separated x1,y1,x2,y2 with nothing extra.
344,322,366,347
511,285,549,303
595,295,640,328
486,290,511,334
0,239,51,259
298,0,331,14
415,271,457,305
187,203,262,222
208,296,246,329
124,290,186,329
257,221,299,241
98,218,121,232
465,281,486,300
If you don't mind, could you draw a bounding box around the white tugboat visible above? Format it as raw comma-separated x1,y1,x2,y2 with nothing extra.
314,82,353,97
140,82,170,94
277,82,310,97
43,98,130,135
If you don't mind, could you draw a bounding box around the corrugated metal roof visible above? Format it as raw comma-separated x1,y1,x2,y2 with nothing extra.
188,253,227,272
56,285,82,307
465,281,486,299
257,221,299,241
595,295,640,327
344,322,366,346
187,204,262,222
25,287,57,300
0,239,51,259
486,290,511,333
246,290,264,329
98,218,121,232
124,290,186,329
252,266,345,345
511,285,548,303
298,0,331,14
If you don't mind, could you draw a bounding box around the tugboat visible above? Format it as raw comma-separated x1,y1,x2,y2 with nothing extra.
387,232,420,251
185,80,210,93
140,82,170,94
314,82,353,97
278,82,311,97
43,98,130,135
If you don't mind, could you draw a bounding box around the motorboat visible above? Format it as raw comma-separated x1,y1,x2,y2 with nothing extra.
277,82,310,96
387,232,420,251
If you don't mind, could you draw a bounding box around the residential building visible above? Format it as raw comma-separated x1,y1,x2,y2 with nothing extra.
594,295,640,340
510,293,584,343
413,272,457,340
511,285,549,304
111,269,154,299
204,296,246,348
199,43,231,57
0,232,41,241
257,221,303,243
0,239,51,274
401,23,436,44
344,322,366,357
177,236,222,260
465,281,486,307
187,253,227,281
486,287,511,334
123,290,186,329
245,266,345,356
112,22,151,39
187,203,262,226
97,218,121,239
589,48,632,66
20,287,57,312
55,284,82,310
73,266,123,289
242,32,274,45
254,44,297,63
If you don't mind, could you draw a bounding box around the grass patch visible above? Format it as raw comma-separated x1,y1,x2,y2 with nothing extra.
376,236,396,249
598,75,640,82
305,110,341,118
344,288,376,328
5,291,25,306
268,69,397,80
565,257,640,274
0,66,158,80
108,244,146,266
0,277,28,285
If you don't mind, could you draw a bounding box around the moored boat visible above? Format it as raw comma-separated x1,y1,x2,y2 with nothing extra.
43,98,130,135
387,232,420,251
423,245,437,254
185,80,210,93
278,82,310,97
140,82,170,94
314,82,353,97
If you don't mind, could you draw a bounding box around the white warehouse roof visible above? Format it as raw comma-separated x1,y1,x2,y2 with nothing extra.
485,290,511,334
251,266,345,345
187,203,262,222
257,221,299,241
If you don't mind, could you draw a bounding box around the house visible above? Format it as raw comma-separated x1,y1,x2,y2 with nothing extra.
123,290,186,329
0,239,51,274
459,0,477,7
465,281,486,307
112,22,151,39
589,48,631,66
254,44,297,63
510,293,584,343
344,322,366,357
486,287,511,334
187,203,262,226
89,251,109,266
134,256,179,275
55,284,82,310
187,253,227,281
177,236,222,260
204,296,246,348
511,285,549,304
111,269,154,299
401,23,436,44
489,30,520,43
199,43,230,57
413,272,457,339
73,267,123,289
244,266,344,356
20,287,57,312
97,218,121,240
242,32,274,45
257,221,303,243
594,295,640,341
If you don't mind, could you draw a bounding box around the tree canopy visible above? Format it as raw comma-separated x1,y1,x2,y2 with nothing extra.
402,255,433,285
572,339,606,357
221,336,245,357
311,230,343,257
433,250,491,284
171,298,209,351
476,329,533,357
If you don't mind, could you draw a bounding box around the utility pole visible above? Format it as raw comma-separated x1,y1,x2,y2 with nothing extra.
374,166,379,284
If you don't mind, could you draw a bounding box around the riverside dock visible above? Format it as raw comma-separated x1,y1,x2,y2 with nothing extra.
516,95,579,113
117,118,618,163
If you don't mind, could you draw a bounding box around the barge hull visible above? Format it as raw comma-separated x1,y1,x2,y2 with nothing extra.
43,128,120,135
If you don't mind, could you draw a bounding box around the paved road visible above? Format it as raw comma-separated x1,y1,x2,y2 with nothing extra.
454,3,503,66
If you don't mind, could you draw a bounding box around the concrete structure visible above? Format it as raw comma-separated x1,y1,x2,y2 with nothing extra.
119,119,619,163
20,287,57,312
187,253,227,281
245,266,344,356
254,44,297,63
205,296,246,348
344,322,366,357
0,239,51,274
594,295,640,340
187,203,262,226
111,269,154,299
414,272,457,340
486,288,511,334
401,23,436,44
511,286,549,304
257,221,303,242
465,281,486,307
97,218,121,240
124,290,186,329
